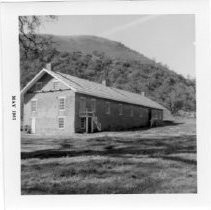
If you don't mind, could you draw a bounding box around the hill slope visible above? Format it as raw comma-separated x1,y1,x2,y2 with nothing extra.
47,35,154,64
20,34,196,114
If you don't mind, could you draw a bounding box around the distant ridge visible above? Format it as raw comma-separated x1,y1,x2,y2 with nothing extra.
42,34,155,64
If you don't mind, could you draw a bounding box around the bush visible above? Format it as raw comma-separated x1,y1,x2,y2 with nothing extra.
24,125,31,134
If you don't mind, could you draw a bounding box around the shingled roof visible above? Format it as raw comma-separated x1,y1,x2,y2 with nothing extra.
21,69,165,110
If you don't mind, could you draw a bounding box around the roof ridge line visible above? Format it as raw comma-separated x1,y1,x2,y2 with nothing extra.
55,71,84,88
37,70,165,110
57,71,115,90
55,71,165,109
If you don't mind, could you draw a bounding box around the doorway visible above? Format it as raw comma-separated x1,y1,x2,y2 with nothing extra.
31,117,36,134
87,117,92,133
148,109,152,127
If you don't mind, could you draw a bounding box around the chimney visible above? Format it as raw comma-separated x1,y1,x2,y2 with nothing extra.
141,91,145,96
102,79,107,86
102,70,109,86
46,63,51,71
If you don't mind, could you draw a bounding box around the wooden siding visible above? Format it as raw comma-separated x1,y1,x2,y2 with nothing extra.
75,93,163,133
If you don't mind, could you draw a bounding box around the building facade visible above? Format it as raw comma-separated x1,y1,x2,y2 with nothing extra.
21,69,164,136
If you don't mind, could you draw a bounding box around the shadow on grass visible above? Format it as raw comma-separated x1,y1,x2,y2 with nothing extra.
21,135,196,165
159,156,196,165
106,121,184,133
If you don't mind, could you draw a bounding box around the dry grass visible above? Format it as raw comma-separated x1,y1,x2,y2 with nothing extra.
21,119,197,194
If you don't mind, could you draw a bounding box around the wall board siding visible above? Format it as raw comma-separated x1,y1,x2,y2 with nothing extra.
75,92,163,133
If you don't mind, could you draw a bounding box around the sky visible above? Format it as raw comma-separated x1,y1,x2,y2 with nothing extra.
38,15,195,78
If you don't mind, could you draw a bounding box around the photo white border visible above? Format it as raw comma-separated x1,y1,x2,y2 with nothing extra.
1,0,211,209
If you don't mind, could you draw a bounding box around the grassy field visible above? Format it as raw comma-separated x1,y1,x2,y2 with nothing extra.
21,118,197,194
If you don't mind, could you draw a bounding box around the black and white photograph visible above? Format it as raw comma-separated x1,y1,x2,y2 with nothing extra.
1,0,211,209
20,14,196,194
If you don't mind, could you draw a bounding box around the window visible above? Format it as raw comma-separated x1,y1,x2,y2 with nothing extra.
119,104,123,115
59,97,65,110
53,81,59,90
157,111,161,119
80,117,86,129
139,107,143,118
58,117,64,129
106,102,110,114
91,99,96,112
31,100,37,112
154,112,157,119
79,97,86,113
36,82,42,91
130,106,134,117
160,111,162,120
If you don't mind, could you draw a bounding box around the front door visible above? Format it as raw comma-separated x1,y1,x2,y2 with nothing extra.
87,117,92,133
31,117,36,134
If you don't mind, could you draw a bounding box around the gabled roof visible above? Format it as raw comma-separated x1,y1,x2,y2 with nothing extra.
20,69,76,96
21,68,165,110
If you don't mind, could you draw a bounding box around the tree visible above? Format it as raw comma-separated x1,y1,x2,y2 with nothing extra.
19,16,57,58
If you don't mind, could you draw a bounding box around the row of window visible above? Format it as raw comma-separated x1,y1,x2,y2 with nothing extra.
32,97,162,119
79,97,147,117
31,97,162,130
31,97,65,112
37,111,161,130
35,81,60,91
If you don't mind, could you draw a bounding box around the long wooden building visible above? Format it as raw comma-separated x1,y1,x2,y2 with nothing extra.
21,67,165,135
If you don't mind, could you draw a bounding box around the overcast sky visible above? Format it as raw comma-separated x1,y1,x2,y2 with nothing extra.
38,15,195,78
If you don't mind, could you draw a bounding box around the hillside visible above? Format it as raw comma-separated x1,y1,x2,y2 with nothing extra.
20,35,196,114
46,35,155,64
